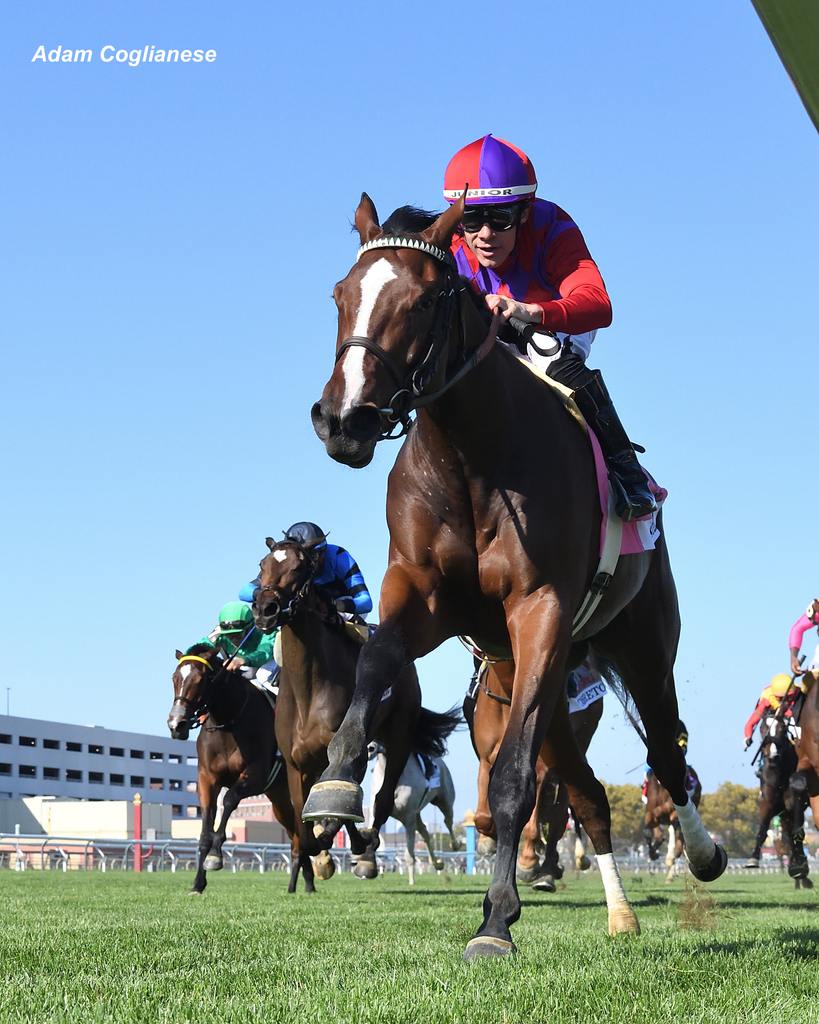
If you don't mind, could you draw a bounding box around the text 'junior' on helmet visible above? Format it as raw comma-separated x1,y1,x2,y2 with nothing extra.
218,601,253,631
284,521,328,550
443,134,537,206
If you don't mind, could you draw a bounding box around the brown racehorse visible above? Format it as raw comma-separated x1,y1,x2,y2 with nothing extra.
307,197,726,958
643,768,702,881
782,671,819,881
467,659,602,892
251,537,461,878
166,645,324,894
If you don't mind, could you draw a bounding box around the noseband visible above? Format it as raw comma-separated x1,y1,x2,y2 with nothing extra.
335,236,497,439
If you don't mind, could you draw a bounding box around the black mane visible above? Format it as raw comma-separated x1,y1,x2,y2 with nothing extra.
381,205,441,235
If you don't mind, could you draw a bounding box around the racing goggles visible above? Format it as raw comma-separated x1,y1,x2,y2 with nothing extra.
461,203,524,234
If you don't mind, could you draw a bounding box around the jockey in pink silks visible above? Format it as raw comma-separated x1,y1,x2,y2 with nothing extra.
789,599,819,675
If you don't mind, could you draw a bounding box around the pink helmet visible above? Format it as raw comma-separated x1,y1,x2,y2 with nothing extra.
443,134,537,206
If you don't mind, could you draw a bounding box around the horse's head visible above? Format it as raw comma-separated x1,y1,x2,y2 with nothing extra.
252,537,321,633
167,646,222,739
311,194,467,467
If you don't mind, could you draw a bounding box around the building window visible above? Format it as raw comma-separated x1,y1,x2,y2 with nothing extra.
172,804,183,816
168,779,182,792
130,775,144,787
0,734,10,744
43,767,60,780
89,744,103,755
149,751,163,762
0,763,10,776
110,774,124,786
168,753,183,764
18,765,37,778
18,736,36,747
66,770,82,782
89,772,103,784
185,781,197,793
43,738,60,750
130,749,144,760
149,778,164,790
66,741,82,752
186,805,200,818
109,746,124,757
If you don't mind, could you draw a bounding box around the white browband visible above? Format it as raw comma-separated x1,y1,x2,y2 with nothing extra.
356,236,449,264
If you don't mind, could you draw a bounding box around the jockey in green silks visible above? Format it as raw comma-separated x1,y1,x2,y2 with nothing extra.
189,601,278,678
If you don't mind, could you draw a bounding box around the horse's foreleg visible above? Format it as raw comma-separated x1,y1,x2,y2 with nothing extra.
416,816,443,872
303,625,413,827
204,782,245,872
405,819,418,885
191,772,219,894
465,622,569,960
300,851,316,894
784,775,809,878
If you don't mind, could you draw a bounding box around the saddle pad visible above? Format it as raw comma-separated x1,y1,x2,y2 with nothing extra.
504,344,667,557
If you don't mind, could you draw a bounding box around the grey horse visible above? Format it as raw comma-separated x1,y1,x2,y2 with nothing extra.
368,744,461,884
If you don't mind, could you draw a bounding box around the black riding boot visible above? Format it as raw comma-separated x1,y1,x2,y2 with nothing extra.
547,350,656,521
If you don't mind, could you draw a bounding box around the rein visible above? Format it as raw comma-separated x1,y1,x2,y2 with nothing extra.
335,237,500,439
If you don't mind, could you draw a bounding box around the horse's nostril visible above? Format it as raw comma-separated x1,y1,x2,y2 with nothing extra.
342,405,382,442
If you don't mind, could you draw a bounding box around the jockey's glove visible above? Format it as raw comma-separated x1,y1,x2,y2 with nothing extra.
334,597,357,615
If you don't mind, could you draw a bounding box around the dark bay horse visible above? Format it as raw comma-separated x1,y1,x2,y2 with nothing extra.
779,671,819,882
251,537,461,879
167,645,324,894
468,659,602,893
307,195,726,957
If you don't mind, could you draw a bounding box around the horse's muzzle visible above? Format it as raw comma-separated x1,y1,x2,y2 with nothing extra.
311,399,377,468
167,705,190,740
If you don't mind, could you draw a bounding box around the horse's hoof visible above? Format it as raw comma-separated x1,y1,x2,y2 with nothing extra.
434,860,444,872
516,863,541,884
302,780,364,823
798,875,814,889
187,890,203,897
576,855,591,872
608,905,641,936
743,858,760,869
463,936,516,961
312,851,336,881
202,855,222,872
688,844,727,883
477,835,497,857
788,860,809,879
531,874,556,894
451,840,463,852
353,858,378,880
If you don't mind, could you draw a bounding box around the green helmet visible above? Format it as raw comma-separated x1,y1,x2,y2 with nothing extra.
218,601,253,633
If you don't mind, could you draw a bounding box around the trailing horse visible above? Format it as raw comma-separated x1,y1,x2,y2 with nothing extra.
166,645,324,894
368,743,461,885
307,196,726,957
251,536,461,879
642,768,702,882
777,670,819,882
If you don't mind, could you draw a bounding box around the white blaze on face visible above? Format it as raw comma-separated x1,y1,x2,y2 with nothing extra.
339,257,397,412
179,664,192,681
272,549,287,563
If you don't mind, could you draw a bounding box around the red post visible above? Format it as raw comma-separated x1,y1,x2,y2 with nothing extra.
133,793,143,873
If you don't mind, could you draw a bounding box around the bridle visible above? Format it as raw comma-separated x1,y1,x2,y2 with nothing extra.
254,542,323,628
172,637,254,732
334,236,499,439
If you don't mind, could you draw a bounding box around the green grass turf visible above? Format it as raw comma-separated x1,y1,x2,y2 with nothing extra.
1,869,818,1023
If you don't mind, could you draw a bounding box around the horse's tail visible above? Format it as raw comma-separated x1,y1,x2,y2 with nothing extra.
412,704,464,758
592,654,648,747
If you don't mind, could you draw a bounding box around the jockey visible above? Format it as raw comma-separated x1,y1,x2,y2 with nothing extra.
240,521,373,620
188,601,278,678
789,599,819,675
743,672,804,751
443,133,655,522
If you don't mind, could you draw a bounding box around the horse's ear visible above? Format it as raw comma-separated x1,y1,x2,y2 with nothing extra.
421,191,465,249
265,536,276,551
174,649,183,660
355,192,381,244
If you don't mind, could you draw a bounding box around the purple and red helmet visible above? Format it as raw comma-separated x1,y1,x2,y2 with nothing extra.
443,134,537,206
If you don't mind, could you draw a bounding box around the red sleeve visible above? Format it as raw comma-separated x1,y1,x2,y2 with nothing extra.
536,215,613,335
744,700,770,739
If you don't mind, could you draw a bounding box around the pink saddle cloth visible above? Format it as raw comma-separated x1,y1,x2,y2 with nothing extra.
588,430,667,556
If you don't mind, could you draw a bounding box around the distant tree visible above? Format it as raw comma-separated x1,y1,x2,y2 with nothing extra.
603,782,645,847
699,782,759,856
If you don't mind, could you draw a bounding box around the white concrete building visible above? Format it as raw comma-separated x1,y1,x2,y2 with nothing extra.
0,714,198,817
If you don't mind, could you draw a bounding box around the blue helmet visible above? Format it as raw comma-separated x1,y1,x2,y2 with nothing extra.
284,521,327,550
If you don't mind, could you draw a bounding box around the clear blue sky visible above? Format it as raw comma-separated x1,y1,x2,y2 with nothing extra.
2,2,817,820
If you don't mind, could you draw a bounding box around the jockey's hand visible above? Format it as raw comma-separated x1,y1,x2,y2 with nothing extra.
226,655,245,669
744,736,753,751
484,294,542,324
334,597,356,615
791,657,806,676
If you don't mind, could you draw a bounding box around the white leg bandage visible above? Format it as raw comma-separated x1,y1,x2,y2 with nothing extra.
597,853,629,909
673,799,715,867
